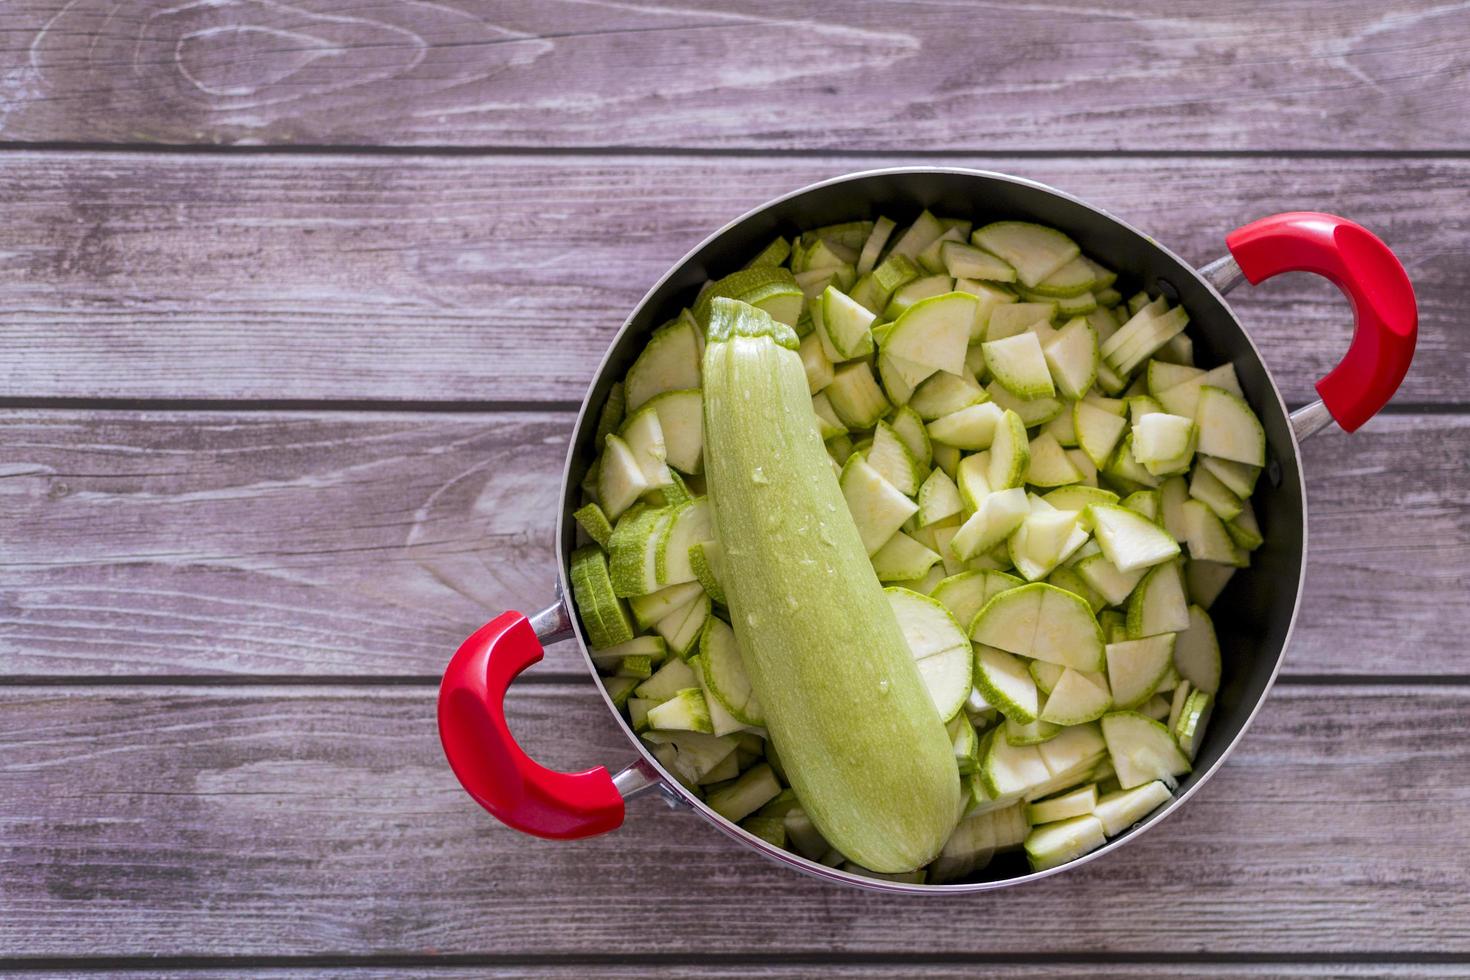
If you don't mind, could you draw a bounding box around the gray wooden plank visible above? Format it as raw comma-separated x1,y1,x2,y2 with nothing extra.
1,684,1467,956
9,966,1463,979
0,153,1462,405
2,411,1464,677
1,0,1467,150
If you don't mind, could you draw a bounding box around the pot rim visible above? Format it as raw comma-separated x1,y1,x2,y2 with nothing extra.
553,166,1307,893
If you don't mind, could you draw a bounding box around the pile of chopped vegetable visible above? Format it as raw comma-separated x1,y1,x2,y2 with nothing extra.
569,209,1265,883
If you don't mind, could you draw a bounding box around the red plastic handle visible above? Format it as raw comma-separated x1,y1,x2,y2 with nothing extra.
1225,212,1417,433
438,612,624,839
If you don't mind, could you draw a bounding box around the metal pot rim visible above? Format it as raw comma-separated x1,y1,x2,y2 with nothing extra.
552,167,1307,893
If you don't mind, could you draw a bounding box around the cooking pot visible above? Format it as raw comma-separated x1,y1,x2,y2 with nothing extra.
437,169,1417,892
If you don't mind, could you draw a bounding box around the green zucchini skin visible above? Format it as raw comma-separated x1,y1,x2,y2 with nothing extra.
701,298,960,873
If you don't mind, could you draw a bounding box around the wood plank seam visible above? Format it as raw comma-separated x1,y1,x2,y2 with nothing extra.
5,145,1470,160
5,951,1470,970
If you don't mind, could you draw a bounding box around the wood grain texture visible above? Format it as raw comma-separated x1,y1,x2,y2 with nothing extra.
3,410,1464,678
12,967,1464,979
0,153,1463,405
1,0,1467,149
2,684,1468,957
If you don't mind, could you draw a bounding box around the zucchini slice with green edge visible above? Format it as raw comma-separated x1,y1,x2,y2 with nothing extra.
887,588,974,722
971,222,1081,288
1100,711,1191,789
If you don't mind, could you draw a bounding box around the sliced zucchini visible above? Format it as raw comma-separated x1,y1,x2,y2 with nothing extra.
1173,604,1222,694
908,370,987,420
882,275,953,321
1147,360,1204,396
983,331,1056,399
942,240,1018,282
1025,431,1084,487
628,580,702,629
570,545,635,649
986,380,1064,428
1073,550,1147,607
971,582,1105,672
699,267,804,329
656,497,713,587
609,506,672,597
931,569,1023,628
746,236,791,269
1121,489,1162,523
1039,667,1113,725
891,405,933,468
572,502,614,550
1189,465,1245,521
1198,454,1262,498
1008,508,1086,582
646,687,714,734
643,728,738,786
602,675,639,709
810,391,847,440
816,286,875,361
917,467,964,527
971,222,1081,289
707,763,782,822
825,361,892,429
1174,689,1215,761
881,291,978,379
1101,304,1190,378
856,216,897,275
1100,711,1191,790
951,486,1029,560
1027,784,1098,825
625,313,702,412
1043,485,1118,514
1126,560,1190,637
1194,386,1266,466
1047,566,1107,613
1074,400,1129,468
1006,716,1063,746
980,726,1051,798
1154,375,1205,419
1105,634,1176,708
986,302,1058,341
868,419,925,495
928,401,1006,450
872,252,921,299
621,406,675,491
1024,814,1107,872
1042,316,1100,400
871,531,942,583
1027,255,1098,298
887,588,974,722
988,408,1031,489
1131,412,1196,472
974,643,1040,724
840,453,919,555
699,617,765,726
1228,499,1263,552
1087,503,1181,572
1093,780,1172,835
1181,499,1247,566
888,210,948,262
1185,559,1237,609
929,807,999,883
654,590,710,658
598,433,651,520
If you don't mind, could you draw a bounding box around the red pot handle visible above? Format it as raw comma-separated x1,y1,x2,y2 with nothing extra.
1225,212,1417,433
438,611,624,839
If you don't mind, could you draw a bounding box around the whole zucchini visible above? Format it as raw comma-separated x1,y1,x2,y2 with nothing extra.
701,298,960,872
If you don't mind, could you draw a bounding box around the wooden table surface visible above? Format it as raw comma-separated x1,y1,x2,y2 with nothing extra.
2,1,1468,976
